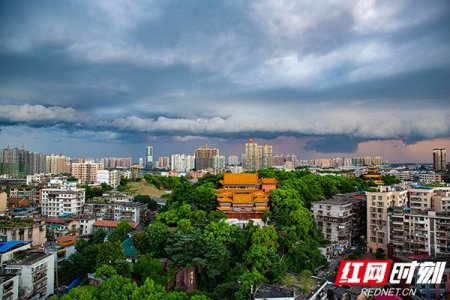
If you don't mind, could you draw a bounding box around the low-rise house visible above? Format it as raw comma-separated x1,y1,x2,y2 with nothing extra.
78,216,98,236
9,187,40,206
45,218,80,241
7,198,29,210
0,218,46,246
84,201,147,223
93,220,138,234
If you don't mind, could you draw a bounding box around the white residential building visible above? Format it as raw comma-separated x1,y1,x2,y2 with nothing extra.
41,187,85,217
418,172,442,183
0,274,19,300
171,154,195,172
96,170,121,188
3,252,56,299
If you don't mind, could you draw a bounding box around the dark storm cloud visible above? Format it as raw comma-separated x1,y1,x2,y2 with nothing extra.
1,0,450,154
304,136,367,153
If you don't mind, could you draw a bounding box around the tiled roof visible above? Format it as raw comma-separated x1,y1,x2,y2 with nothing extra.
45,218,74,224
57,235,77,246
233,194,253,203
121,237,138,257
261,178,277,184
221,173,259,185
94,220,138,229
7,197,28,204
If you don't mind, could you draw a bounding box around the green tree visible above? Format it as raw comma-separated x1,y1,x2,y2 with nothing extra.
134,194,158,210
134,222,171,257
96,241,125,267
58,286,96,300
165,230,204,266
133,254,164,285
90,229,107,244
95,264,117,278
108,220,133,243
203,220,236,244
234,269,266,300
94,275,137,300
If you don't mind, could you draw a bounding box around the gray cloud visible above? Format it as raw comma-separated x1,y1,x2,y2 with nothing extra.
0,1,449,156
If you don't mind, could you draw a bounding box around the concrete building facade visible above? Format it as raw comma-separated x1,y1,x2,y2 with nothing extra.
41,187,85,217
366,186,408,253
312,193,366,253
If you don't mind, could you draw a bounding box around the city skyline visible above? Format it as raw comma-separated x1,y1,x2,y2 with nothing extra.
1,1,450,163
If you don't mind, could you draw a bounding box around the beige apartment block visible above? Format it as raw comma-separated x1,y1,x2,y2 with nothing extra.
366,186,408,253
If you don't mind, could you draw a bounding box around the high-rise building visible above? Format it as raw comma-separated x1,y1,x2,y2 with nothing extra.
433,148,447,173
242,139,273,171
158,156,170,169
0,146,29,178
71,162,103,184
228,155,239,166
100,157,132,169
388,187,450,257
145,146,153,169
366,186,408,253
212,155,225,173
194,145,219,171
260,144,273,169
46,154,70,175
243,139,260,171
171,154,195,172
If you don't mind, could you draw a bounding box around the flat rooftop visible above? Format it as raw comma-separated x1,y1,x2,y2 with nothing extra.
6,251,51,266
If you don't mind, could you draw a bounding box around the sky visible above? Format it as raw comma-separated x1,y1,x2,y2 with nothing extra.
1,1,449,163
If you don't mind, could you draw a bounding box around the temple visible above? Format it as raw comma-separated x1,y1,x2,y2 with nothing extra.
216,173,276,226
364,165,384,185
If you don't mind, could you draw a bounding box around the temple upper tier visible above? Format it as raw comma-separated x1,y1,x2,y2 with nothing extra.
217,173,277,223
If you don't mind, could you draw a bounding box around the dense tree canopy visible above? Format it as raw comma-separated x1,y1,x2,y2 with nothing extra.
59,170,369,299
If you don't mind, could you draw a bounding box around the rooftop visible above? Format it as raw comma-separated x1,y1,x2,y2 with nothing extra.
6,251,51,265
7,197,28,204
221,173,259,185
45,217,76,224
57,235,77,246
121,237,138,257
261,178,277,184
0,217,36,229
313,197,360,206
254,284,295,299
94,220,138,229
0,241,30,254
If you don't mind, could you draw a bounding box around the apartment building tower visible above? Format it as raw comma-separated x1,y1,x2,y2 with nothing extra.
71,162,103,185
41,187,85,217
194,145,219,171
312,193,366,252
366,186,408,253
242,139,273,171
433,148,447,173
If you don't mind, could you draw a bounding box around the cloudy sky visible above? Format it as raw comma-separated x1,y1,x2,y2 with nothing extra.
1,1,449,163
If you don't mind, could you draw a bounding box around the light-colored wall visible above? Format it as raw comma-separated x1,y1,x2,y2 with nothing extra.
0,191,7,212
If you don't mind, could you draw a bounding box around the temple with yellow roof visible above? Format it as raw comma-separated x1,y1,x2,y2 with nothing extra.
217,173,276,226
364,165,384,186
